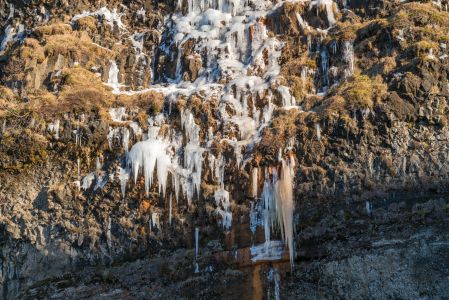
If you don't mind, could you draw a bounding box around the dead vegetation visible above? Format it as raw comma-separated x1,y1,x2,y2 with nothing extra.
34,22,73,37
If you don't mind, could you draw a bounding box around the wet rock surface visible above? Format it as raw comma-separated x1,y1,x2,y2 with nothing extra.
0,0,448,299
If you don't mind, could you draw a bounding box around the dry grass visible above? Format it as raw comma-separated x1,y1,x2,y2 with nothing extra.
20,38,45,64
37,68,114,116
413,40,439,58
0,128,49,172
35,22,73,37
44,32,112,64
0,86,21,119
60,68,113,106
74,16,98,32
391,3,449,28
333,21,362,41
390,2,449,45
116,91,165,114
336,74,387,110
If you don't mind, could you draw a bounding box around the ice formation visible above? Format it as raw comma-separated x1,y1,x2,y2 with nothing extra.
366,201,373,216
268,267,281,300
0,25,14,52
250,240,284,262
86,0,322,266
252,158,296,266
122,128,130,152
117,167,129,199
195,227,200,258
128,137,171,197
72,7,125,30
107,61,121,91
0,23,25,53
342,40,355,77
109,107,127,122
214,188,232,230
81,172,95,190
151,212,161,230
48,119,60,139
310,0,338,27
169,195,173,225
315,123,321,141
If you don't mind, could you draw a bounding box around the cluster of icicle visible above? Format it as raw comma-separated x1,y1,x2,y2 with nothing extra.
250,154,296,267
120,111,195,203
107,0,298,231
78,0,309,266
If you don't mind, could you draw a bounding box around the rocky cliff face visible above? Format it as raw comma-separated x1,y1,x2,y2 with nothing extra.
0,0,449,299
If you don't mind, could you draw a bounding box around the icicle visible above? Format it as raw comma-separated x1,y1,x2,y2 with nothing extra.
96,157,102,176
259,160,295,267
195,227,199,258
93,159,107,192
366,201,372,216
320,47,329,86
75,124,80,146
249,201,261,235
427,48,436,60
123,128,130,152
118,167,129,199
268,268,281,300
234,143,243,169
75,158,81,191
7,3,14,21
181,109,204,199
107,127,121,149
262,169,275,243
276,158,295,267
251,167,258,198
129,122,142,138
107,61,120,91
151,213,161,230
214,187,232,230
342,40,354,76
315,123,321,141
77,158,81,178
106,217,112,250
169,194,173,225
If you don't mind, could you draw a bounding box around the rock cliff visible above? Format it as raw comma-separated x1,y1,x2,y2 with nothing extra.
0,0,448,299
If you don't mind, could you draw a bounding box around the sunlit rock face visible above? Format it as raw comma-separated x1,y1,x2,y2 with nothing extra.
1,0,449,298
